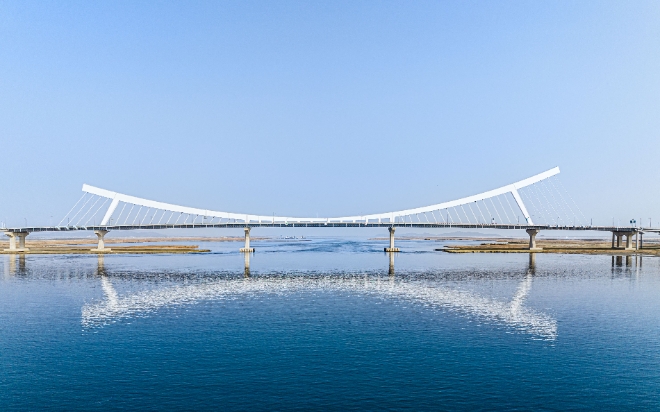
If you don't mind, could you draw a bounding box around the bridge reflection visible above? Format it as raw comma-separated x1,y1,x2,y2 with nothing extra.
85,253,557,340
611,255,637,267
3,254,26,278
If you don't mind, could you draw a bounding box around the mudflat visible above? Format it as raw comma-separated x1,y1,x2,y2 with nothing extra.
437,237,659,255
0,236,260,254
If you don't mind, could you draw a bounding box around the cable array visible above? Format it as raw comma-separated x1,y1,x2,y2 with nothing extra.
56,172,588,228
517,176,589,226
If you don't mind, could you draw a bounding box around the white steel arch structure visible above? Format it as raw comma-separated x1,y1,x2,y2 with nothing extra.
84,270,555,339
80,167,560,227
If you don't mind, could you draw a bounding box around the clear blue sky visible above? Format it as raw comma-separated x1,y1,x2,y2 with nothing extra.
1,1,659,228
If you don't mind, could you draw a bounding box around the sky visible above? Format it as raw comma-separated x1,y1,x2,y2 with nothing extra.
1,1,659,232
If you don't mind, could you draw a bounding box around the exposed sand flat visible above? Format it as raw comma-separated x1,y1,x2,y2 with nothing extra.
0,244,210,254
0,237,235,254
0,236,262,247
438,238,660,255
0,236,273,254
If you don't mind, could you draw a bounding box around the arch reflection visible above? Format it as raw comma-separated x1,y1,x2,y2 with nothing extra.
85,270,556,340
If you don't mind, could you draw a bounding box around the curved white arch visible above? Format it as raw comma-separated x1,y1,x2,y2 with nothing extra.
85,167,559,225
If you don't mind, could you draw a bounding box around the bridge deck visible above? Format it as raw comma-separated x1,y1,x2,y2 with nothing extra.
0,223,648,233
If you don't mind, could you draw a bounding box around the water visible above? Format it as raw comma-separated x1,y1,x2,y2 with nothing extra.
1,237,660,410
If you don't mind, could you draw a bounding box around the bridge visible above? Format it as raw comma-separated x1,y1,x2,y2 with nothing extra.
1,166,654,253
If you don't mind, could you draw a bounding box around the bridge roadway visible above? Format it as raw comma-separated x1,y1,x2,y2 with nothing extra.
0,223,652,254
0,222,642,232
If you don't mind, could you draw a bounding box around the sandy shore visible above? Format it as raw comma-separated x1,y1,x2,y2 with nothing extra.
0,236,258,254
437,238,660,255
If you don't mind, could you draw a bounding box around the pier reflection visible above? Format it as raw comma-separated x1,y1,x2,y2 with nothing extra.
388,252,395,276
528,253,536,275
611,255,638,268
4,254,26,276
95,254,119,310
244,252,250,278
97,254,106,276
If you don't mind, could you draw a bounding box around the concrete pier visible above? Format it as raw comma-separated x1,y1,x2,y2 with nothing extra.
240,227,255,252
90,230,112,252
611,231,636,250
4,232,29,252
384,227,400,252
526,229,542,251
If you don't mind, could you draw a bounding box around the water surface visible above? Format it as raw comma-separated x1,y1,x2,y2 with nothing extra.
1,238,659,410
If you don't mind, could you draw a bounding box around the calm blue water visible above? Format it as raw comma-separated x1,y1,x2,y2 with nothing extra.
1,237,660,410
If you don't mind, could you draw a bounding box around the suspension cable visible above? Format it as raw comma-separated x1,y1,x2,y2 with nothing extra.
493,196,507,223
57,193,87,226
132,206,143,225
124,204,135,225
504,192,520,224
114,203,127,226
474,200,493,223
75,195,102,226
460,205,470,223
467,203,480,224
536,182,560,225
84,198,110,226
68,194,95,226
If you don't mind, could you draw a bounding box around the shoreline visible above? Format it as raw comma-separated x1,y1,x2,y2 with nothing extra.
1,236,658,255
438,238,659,255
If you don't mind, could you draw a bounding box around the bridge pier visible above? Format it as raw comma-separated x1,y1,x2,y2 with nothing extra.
90,230,112,252
526,229,542,251
611,231,635,250
240,227,254,252
384,227,400,252
4,232,29,252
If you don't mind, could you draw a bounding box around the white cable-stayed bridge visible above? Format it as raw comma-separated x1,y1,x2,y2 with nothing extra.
1,166,654,252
